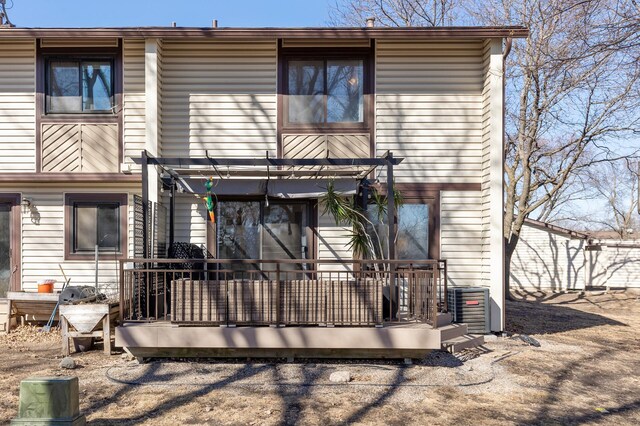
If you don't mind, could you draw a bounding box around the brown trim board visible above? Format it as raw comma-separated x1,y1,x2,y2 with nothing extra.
0,193,21,292
0,173,141,183
0,26,530,39
64,193,128,261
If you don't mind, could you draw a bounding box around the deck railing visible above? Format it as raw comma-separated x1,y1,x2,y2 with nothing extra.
119,259,447,328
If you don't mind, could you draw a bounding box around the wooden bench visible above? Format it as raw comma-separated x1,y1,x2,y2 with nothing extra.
0,299,12,333
3,292,60,333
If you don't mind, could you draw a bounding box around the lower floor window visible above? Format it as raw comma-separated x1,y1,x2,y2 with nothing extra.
65,194,127,259
74,202,120,253
367,202,433,260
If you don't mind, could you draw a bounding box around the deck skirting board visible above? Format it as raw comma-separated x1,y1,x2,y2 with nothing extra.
115,323,441,352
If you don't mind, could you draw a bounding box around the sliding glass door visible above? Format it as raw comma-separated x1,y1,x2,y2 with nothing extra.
216,200,310,270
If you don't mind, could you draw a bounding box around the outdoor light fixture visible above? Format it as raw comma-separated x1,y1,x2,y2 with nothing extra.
21,197,32,212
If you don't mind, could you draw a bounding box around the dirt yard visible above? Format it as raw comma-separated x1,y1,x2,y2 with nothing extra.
1,289,639,425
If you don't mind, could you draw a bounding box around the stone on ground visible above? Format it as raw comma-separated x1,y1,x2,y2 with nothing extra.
329,371,351,383
59,357,76,369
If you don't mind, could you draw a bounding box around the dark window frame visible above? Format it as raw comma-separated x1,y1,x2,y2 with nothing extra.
64,193,128,261
278,44,374,136
45,57,116,115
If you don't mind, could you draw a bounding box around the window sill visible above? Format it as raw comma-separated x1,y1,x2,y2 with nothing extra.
65,253,126,262
282,125,369,134
40,114,118,123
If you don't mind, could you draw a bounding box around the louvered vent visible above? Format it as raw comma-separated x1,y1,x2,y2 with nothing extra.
447,287,490,334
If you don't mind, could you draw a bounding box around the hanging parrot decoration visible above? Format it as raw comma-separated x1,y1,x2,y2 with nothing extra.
203,177,216,223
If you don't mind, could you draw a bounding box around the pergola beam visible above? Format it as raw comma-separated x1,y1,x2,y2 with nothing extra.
132,154,403,167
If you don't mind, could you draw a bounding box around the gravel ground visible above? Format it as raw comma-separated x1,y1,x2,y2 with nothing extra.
1,289,639,425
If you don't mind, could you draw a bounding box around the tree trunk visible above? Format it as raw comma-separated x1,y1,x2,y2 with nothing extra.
504,234,520,301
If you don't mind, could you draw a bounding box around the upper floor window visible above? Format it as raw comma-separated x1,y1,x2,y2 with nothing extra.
281,46,371,131
287,59,364,124
46,58,114,114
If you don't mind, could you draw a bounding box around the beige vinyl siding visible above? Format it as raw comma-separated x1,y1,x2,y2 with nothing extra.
375,40,484,183
0,39,35,172
7,184,140,296
161,40,277,158
440,191,483,287
511,223,585,290
171,194,207,247
317,211,352,271
123,39,146,165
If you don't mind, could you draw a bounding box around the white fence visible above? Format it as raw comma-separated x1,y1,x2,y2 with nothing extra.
510,222,640,290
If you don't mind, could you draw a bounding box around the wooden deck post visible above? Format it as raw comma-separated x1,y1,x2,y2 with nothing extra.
386,152,397,320
61,315,70,356
103,313,111,355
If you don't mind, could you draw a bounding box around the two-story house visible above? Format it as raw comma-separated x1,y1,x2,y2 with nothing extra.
0,25,527,356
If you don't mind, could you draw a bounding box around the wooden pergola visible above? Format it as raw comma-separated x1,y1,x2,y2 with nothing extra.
132,150,404,263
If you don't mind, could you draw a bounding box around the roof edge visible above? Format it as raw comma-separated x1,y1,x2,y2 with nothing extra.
524,218,589,239
0,26,529,39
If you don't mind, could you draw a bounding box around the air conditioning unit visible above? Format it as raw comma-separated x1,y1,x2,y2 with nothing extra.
447,287,490,334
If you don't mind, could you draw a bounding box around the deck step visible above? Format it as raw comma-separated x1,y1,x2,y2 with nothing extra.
441,334,485,353
436,312,452,327
438,323,468,341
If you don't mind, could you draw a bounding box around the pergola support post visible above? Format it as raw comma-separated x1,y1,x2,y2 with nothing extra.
386,152,397,320
169,178,175,249
141,150,149,259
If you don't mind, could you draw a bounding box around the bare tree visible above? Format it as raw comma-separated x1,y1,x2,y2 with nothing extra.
476,0,640,293
581,160,640,238
329,0,458,26
331,0,640,296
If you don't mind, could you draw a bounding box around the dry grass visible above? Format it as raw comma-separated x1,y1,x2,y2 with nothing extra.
1,289,639,425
